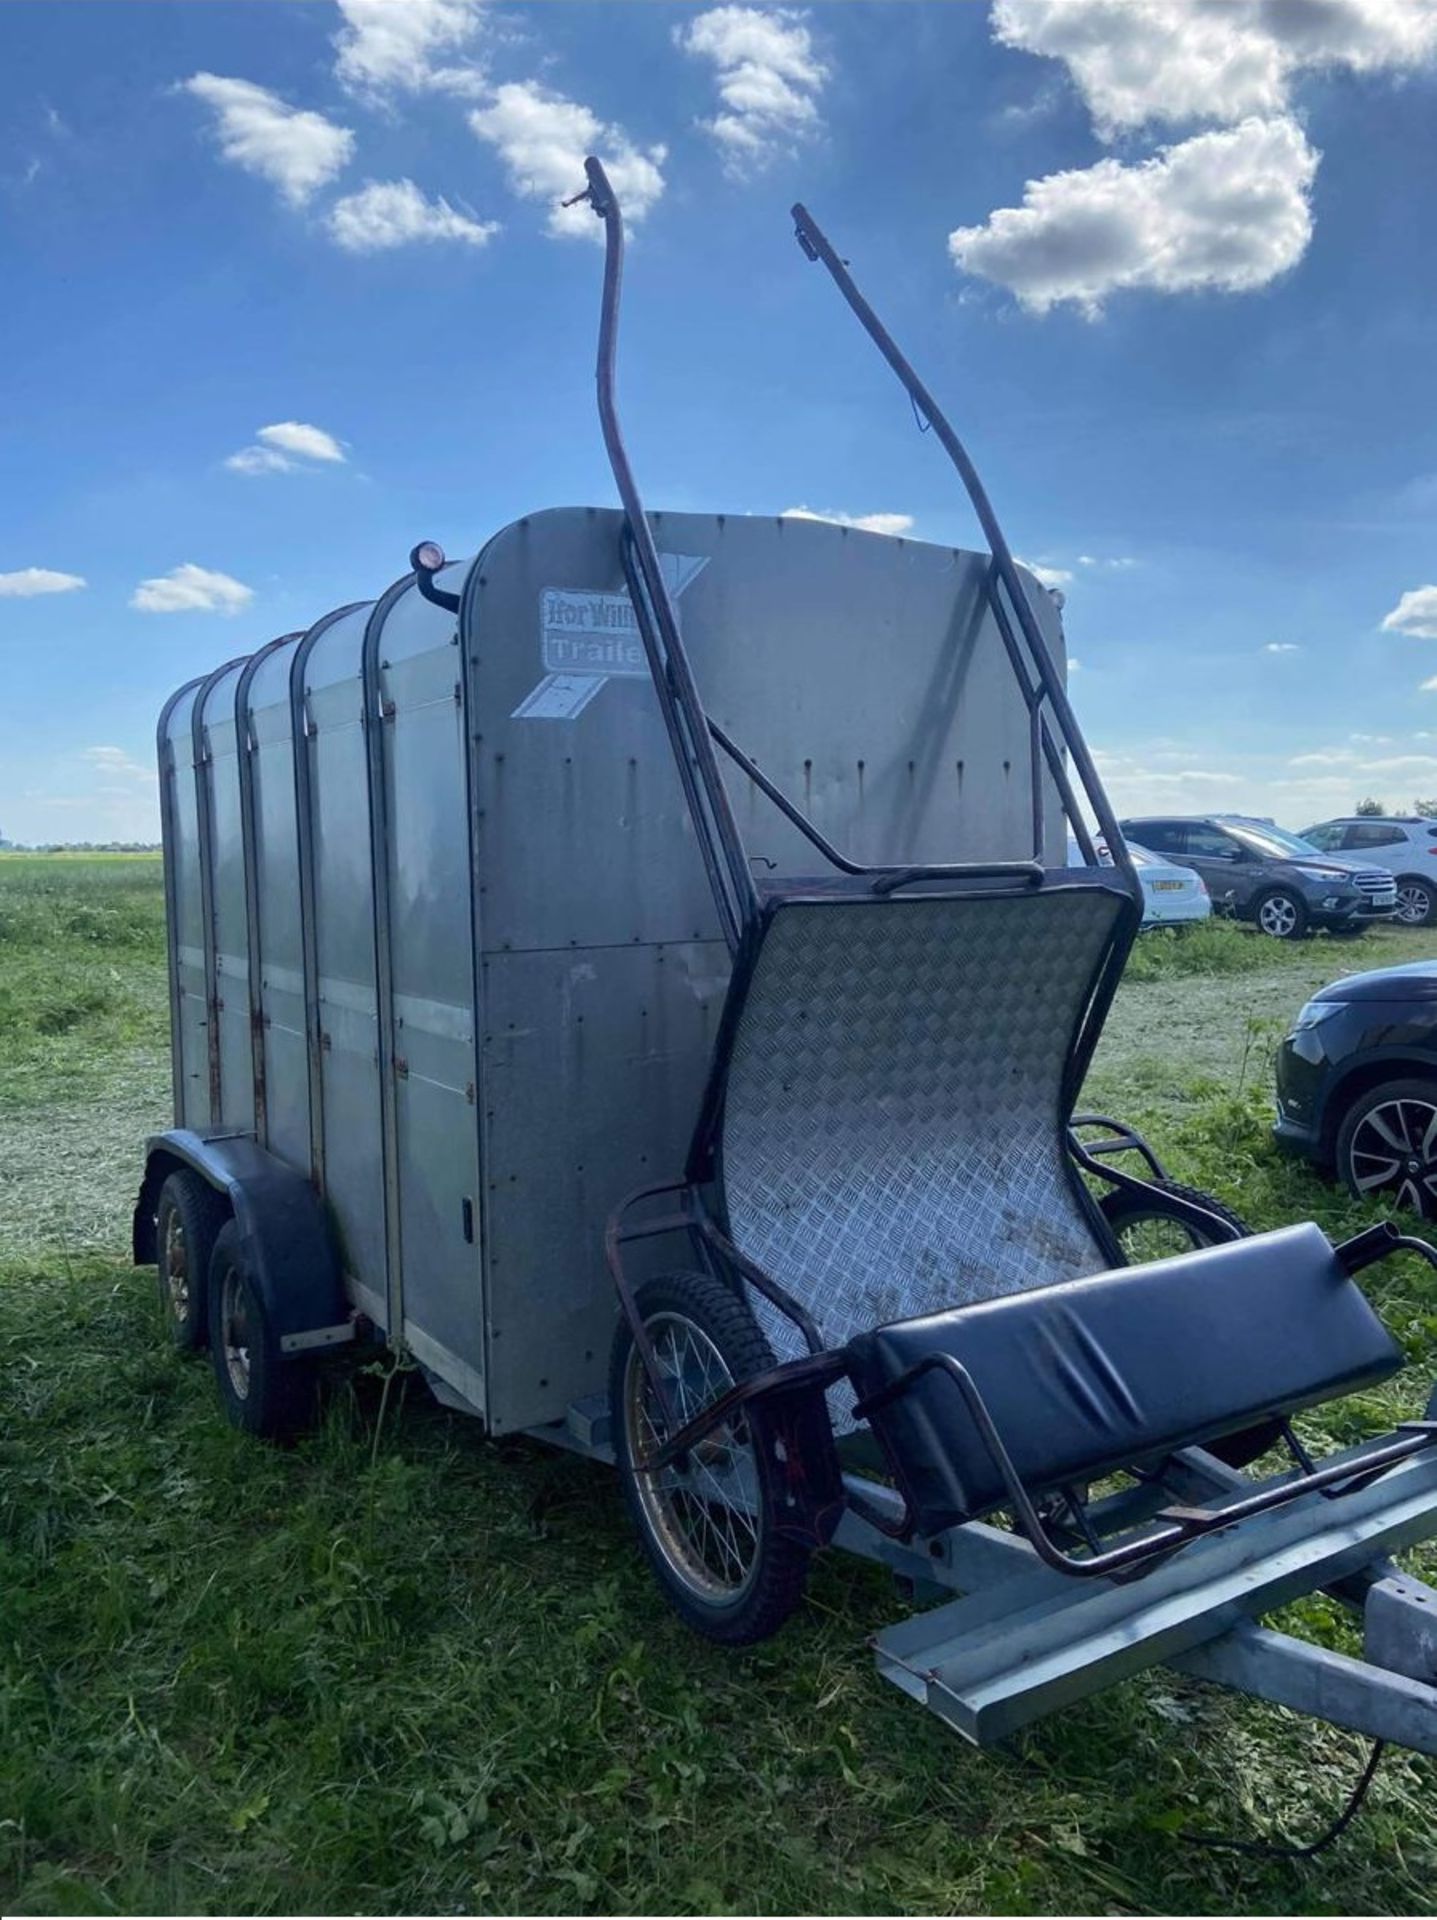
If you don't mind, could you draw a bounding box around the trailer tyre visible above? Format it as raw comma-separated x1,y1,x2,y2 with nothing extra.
207,1221,314,1441
155,1170,228,1352
611,1271,811,1646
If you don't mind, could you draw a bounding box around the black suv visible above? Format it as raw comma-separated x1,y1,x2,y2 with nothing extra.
1275,961,1437,1218
1117,814,1397,940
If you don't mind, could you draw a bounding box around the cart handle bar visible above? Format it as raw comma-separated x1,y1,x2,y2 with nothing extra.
790,202,1140,914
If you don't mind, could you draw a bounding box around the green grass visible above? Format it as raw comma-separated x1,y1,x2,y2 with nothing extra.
3,858,1437,1914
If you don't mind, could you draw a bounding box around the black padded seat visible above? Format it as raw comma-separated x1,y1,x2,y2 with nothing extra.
845,1223,1403,1536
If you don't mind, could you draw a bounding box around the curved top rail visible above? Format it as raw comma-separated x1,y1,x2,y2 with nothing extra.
574,155,756,951
790,202,1140,910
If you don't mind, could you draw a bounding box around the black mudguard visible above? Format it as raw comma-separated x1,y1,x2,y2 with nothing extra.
134,1131,350,1351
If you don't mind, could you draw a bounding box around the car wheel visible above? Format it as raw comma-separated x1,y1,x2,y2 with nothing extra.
1254,889,1309,940
1098,1180,1282,1467
610,1271,811,1645
1335,1078,1437,1221
1395,878,1436,928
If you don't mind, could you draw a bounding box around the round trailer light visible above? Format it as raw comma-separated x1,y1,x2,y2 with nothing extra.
410,540,446,574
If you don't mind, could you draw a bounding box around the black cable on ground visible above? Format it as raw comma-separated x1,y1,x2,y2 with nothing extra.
1180,1739,1386,1861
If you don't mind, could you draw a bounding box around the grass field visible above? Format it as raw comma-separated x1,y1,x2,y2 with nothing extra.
3,854,1437,1915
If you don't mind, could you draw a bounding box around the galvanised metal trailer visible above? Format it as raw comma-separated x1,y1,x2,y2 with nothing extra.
137,159,1437,1797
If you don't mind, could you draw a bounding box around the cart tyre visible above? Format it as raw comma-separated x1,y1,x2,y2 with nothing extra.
155,1169,228,1352
1100,1180,1282,1468
611,1271,811,1645
206,1221,314,1441
1099,1178,1251,1258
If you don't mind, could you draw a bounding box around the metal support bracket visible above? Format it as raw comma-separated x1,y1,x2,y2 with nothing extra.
869,1443,1437,1746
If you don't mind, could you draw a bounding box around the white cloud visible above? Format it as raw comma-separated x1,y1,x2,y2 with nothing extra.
469,82,665,240
130,564,254,616
780,506,914,536
1423,676,1437,692
0,567,86,597
182,73,355,207
259,421,345,463
1015,555,1073,589
333,0,488,100
1093,749,1244,812
1263,641,1301,654
1381,583,1437,639
81,746,151,782
1287,743,1437,783
950,116,1317,316
676,6,827,174
225,446,294,476
1077,553,1137,569
226,420,347,475
327,177,499,251
992,0,1437,138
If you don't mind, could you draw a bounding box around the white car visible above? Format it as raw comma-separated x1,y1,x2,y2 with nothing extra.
1067,839,1211,926
1297,817,1437,928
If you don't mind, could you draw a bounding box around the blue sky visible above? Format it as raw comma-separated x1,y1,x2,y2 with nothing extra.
3,0,1436,844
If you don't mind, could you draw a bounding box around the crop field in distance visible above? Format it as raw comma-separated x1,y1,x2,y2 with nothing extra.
2,852,1436,1915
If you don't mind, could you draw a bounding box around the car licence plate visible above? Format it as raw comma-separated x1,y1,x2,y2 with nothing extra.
1152,880,1185,891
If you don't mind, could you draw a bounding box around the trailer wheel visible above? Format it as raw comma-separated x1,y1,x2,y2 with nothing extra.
155,1170,228,1352
611,1272,811,1645
1100,1180,1282,1469
207,1221,314,1440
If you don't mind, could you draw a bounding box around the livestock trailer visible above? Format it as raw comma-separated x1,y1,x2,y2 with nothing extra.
137,159,1437,1795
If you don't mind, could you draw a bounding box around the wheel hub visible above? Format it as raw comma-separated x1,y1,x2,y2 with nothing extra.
163,1213,189,1320
220,1268,252,1399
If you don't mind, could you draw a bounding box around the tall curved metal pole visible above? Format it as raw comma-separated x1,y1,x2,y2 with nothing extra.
576,155,757,952
790,203,1140,905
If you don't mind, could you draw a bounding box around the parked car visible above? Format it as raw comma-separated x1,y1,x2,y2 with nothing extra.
1067,838,1210,926
1298,817,1437,928
1274,961,1437,1218
1116,813,1397,940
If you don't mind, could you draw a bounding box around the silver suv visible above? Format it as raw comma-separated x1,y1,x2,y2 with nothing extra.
1299,818,1437,927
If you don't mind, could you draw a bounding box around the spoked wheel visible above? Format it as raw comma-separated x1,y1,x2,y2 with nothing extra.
1099,1179,1281,1468
207,1221,314,1439
1337,1079,1437,1220
610,1271,810,1645
154,1170,227,1351
1099,1178,1250,1264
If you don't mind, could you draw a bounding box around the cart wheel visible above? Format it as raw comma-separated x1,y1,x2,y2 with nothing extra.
1100,1180,1281,1468
155,1170,228,1352
206,1221,314,1440
610,1271,811,1645
1100,1178,1250,1265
